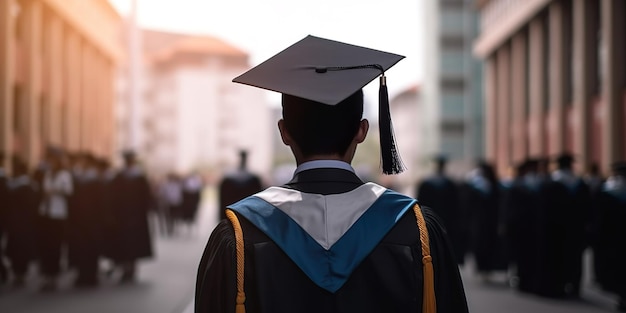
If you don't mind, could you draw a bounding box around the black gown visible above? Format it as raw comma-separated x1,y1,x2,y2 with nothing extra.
5,176,41,277
196,168,468,313
218,170,263,221
106,167,153,262
67,170,106,284
592,180,626,299
0,171,9,282
462,177,504,273
416,175,466,264
503,175,543,293
536,173,589,298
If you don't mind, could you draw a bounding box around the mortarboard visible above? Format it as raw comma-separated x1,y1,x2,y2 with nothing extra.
233,35,405,174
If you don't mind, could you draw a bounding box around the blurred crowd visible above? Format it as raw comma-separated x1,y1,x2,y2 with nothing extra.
416,153,626,311
0,146,204,291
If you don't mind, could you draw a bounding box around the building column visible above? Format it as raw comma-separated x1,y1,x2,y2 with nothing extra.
80,43,91,152
20,0,43,168
601,0,626,171
496,45,511,174
64,30,80,151
103,59,116,160
44,10,63,147
572,0,598,171
548,1,569,155
0,0,15,171
528,16,546,157
511,31,528,164
484,55,498,163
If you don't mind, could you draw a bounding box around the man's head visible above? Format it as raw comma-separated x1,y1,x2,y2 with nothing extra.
279,90,366,162
233,35,403,174
556,153,574,170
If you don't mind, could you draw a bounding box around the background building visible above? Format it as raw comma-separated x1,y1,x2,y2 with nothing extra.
474,0,626,175
421,0,484,177
117,29,273,179
0,0,122,171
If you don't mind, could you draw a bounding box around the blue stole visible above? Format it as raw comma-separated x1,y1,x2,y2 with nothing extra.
228,188,416,293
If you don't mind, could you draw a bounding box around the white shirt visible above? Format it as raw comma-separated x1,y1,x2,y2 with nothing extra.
40,170,73,219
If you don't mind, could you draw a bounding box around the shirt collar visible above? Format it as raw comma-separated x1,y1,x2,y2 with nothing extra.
294,160,355,175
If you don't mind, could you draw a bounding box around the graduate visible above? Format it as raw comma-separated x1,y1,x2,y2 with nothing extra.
536,153,590,298
5,158,40,287
217,150,263,221
592,162,626,312
503,158,543,293
195,35,468,313
106,151,154,283
416,155,466,265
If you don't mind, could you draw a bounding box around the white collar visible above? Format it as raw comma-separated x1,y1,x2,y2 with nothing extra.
294,160,355,175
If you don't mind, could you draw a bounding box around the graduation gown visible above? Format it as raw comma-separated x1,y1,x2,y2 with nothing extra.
196,168,468,313
416,175,466,265
5,176,41,274
106,167,153,262
593,179,626,297
218,170,263,221
461,176,504,272
536,172,589,298
503,175,542,293
67,170,106,281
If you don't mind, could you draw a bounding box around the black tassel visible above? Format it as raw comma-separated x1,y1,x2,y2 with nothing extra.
379,75,405,175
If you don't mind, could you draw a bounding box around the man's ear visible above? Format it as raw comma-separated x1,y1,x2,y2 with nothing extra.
278,119,292,146
354,119,369,144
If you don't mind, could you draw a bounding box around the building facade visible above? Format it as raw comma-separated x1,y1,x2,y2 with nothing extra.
474,0,626,175
0,0,122,171
118,29,273,179
421,0,485,176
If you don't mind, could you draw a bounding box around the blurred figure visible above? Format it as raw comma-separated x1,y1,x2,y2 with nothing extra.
180,172,204,231
159,173,183,236
107,150,154,283
536,153,590,298
67,153,105,287
218,150,263,221
0,153,9,284
593,162,626,312
463,160,505,280
5,158,40,287
416,155,466,265
38,148,73,291
503,159,543,293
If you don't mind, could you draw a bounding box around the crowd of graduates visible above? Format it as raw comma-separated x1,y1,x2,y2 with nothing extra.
0,147,204,292
416,153,626,311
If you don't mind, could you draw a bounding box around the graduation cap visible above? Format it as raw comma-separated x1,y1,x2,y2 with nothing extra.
611,161,626,176
555,153,575,168
233,35,405,174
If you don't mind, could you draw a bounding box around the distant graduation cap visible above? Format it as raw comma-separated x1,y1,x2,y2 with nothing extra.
612,161,626,176
233,35,406,174
555,153,575,168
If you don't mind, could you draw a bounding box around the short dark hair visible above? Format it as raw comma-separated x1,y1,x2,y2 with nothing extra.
282,90,364,158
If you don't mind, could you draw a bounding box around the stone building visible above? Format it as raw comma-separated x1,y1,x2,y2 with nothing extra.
0,0,122,170
474,0,625,174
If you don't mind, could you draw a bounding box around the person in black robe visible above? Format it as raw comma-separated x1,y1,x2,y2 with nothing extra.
196,36,468,313
592,162,626,311
0,159,9,284
107,151,154,283
67,153,104,287
181,172,204,226
536,153,590,298
416,155,466,265
5,158,41,287
218,150,263,221
503,159,543,293
462,160,505,278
